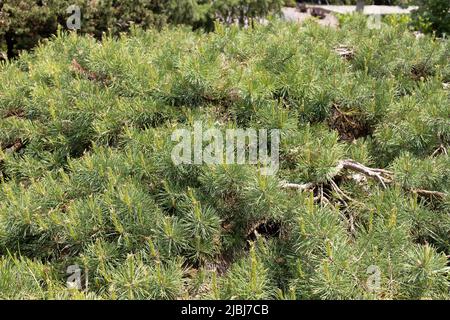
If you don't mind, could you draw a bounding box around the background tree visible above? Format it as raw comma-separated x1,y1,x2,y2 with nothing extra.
411,0,450,36
0,0,283,58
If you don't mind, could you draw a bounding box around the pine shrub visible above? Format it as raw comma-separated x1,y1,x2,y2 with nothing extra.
0,18,449,299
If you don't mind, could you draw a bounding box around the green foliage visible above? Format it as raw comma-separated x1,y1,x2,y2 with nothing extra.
383,14,413,30
220,243,275,299
392,153,450,191
0,0,283,58
0,19,449,299
103,254,186,299
411,0,450,36
0,255,55,299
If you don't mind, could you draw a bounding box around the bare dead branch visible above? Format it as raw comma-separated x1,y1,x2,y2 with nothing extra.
337,159,393,188
431,144,448,157
280,181,314,191
330,179,354,203
71,59,109,84
4,139,24,154
334,45,355,60
281,159,446,201
412,189,446,199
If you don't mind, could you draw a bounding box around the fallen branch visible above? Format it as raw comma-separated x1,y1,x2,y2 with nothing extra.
337,159,393,189
4,139,24,154
431,144,448,157
281,159,446,200
280,181,314,191
330,179,354,203
280,181,325,204
3,108,25,119
71,59,109,84
412,189,446,199
333,45,355,60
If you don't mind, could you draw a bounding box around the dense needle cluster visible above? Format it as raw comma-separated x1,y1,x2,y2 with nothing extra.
0,16,449,299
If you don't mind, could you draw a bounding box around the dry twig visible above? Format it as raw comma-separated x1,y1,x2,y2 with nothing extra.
281,159,446,200
334,45,355,60
337,159,393,189
280,181,314,191
411,189,446,199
